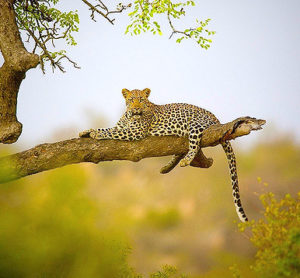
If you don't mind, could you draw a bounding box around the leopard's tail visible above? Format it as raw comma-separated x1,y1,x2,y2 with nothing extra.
222,141,248,222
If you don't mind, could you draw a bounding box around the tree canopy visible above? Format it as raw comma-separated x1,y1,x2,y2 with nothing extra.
14,0,215,73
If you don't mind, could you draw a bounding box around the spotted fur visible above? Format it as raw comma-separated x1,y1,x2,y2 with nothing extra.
79,88,248,222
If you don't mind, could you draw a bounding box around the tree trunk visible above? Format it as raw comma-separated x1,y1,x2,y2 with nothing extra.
0,0,39,143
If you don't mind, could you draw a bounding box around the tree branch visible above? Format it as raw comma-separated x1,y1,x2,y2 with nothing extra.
81,0,131,24
0,117,265,184
14,0,80,73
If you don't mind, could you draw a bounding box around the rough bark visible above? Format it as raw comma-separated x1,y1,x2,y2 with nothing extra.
0,117,265,183
0,0,39,143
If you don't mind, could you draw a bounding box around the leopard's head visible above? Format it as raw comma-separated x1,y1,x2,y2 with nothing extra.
122,88,151,117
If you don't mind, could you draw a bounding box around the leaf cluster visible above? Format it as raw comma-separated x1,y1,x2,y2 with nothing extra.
239,192,300,278
175,19,216,49
14,0,79,72
125,0,215,48
150,265,187,278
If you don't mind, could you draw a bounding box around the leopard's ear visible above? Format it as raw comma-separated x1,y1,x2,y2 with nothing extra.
122,88,130,98
143,88,151,98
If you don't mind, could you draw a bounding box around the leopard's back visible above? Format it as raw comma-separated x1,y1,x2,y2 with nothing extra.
148,103,219,137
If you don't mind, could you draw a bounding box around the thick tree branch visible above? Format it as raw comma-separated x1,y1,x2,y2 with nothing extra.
0,0,39,143
0,117,265,184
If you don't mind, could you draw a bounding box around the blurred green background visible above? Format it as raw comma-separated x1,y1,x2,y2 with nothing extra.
0,133,299,277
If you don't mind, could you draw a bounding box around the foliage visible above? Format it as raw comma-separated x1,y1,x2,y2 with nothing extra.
126,0,215,49
239,192,300,278
14,0,79,72
228,264,241,278
150,265,187,278
13,0,214,73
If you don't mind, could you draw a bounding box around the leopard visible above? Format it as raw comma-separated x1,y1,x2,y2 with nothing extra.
79,88,248,222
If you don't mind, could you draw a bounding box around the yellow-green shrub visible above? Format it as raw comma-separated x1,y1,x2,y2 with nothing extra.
239,192,300,278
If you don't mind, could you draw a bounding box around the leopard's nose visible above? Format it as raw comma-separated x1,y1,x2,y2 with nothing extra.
132,108,143,116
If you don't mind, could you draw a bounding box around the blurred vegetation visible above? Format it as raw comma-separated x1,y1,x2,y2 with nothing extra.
239,192,300,278
0,137,299,277
0,167,135,278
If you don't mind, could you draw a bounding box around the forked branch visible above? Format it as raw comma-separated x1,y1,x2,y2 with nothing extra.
0,117,265,184
81,0,131,24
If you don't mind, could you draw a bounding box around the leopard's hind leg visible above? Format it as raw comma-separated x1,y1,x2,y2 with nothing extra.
179,123,204,167
160,154,184,174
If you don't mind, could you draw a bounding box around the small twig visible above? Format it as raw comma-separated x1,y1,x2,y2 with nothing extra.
20,20,56,68
81,0,115,24
81,0,131,24
56,55,81,70
167,11,190,40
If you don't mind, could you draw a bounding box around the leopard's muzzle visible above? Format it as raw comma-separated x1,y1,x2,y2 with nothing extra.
128,109,143,117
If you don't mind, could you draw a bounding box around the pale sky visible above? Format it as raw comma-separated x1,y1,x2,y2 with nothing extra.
1,0,300,149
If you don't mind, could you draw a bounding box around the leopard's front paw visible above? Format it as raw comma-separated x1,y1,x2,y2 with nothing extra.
79,129,96,138
179,158,190,167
